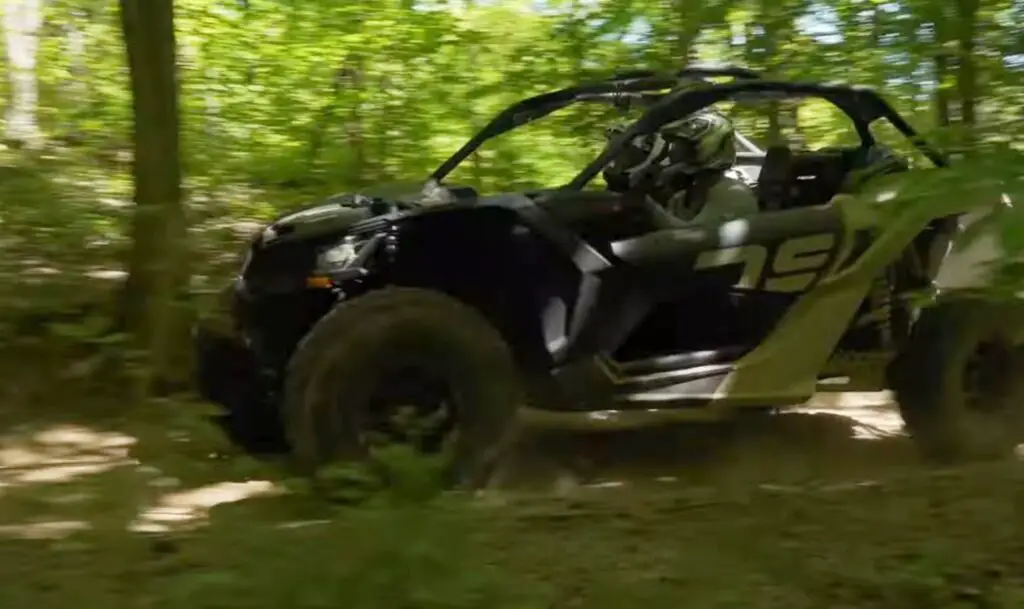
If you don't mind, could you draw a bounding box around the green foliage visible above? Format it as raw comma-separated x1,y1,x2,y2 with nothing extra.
10,0,1017,192
3,0,1023,293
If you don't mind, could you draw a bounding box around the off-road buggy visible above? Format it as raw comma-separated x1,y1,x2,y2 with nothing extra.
194,66,1024,485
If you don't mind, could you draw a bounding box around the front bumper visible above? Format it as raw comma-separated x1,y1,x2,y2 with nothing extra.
193,280,262,413
193,323,262,412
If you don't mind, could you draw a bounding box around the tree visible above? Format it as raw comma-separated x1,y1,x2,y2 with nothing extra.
954,0,980,148
118,0,188,393
3,0,44,148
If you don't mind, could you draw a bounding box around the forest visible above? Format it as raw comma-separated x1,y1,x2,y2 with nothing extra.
2,0,1024,607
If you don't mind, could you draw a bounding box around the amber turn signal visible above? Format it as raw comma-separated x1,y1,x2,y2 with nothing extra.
306,276,333,289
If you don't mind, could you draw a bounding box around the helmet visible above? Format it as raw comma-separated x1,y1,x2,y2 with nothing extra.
603,110,737,192
659,111,737,175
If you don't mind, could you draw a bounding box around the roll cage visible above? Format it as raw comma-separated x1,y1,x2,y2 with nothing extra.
566,80,948,191
424,66,946,196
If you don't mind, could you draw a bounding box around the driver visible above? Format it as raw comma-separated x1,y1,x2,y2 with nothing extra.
603,110,759,224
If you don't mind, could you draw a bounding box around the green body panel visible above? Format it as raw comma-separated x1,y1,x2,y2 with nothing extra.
712,175,993,409
519,173,1000,431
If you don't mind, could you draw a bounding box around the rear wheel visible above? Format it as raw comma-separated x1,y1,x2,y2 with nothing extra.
283,287,524,488
890,298,1024,462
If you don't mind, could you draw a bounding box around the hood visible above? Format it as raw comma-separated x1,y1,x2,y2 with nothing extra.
260,196,377,245
259,182,482,246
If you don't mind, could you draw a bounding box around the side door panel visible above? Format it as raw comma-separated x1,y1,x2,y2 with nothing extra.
559,206,847,360
694,231,840,293
609,205,846,294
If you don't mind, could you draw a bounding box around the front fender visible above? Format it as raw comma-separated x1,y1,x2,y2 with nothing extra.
379,205,590,370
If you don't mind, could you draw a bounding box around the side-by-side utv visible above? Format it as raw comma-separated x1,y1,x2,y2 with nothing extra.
195,66,1024,485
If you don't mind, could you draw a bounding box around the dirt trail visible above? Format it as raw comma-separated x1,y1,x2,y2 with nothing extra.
0,391,911,536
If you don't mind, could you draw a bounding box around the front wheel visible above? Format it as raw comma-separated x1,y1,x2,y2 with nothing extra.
889,297,1024,462
283,287,524,488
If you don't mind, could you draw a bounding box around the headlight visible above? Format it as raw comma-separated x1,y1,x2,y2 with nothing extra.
317,236,362,270
308,233,383,288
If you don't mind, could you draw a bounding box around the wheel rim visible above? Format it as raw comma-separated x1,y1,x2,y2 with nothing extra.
355,364,458,454
963,340,1016,415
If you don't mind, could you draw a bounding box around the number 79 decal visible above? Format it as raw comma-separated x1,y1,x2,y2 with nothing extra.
694,233,837,293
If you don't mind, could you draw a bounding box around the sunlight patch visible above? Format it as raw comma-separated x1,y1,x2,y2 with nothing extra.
848,422,903,440
0,424,135,466
584,479,626,489
32,425,136,451
9,459,132,484
0,445,49,468
276,519,332,530
799,406,905,439
0,519,90,540
805,391,894,408
0,425,137,486
130,480,280,533
83,268,126,281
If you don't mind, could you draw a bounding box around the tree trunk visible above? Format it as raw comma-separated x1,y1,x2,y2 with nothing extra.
467,42,483,187
932,11,953,129
3,0,43,148
934,52,952,127
673,0,698,66
118,0,189,394
307,61,354,169
342,59,367,186
754,0,786,145
62,8,89,140
954,0,979,147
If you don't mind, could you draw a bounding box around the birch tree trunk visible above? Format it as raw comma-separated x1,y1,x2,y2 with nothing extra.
3,0,43,148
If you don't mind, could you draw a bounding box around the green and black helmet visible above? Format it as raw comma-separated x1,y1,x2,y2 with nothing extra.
659,111,737,174
603,110,737,192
